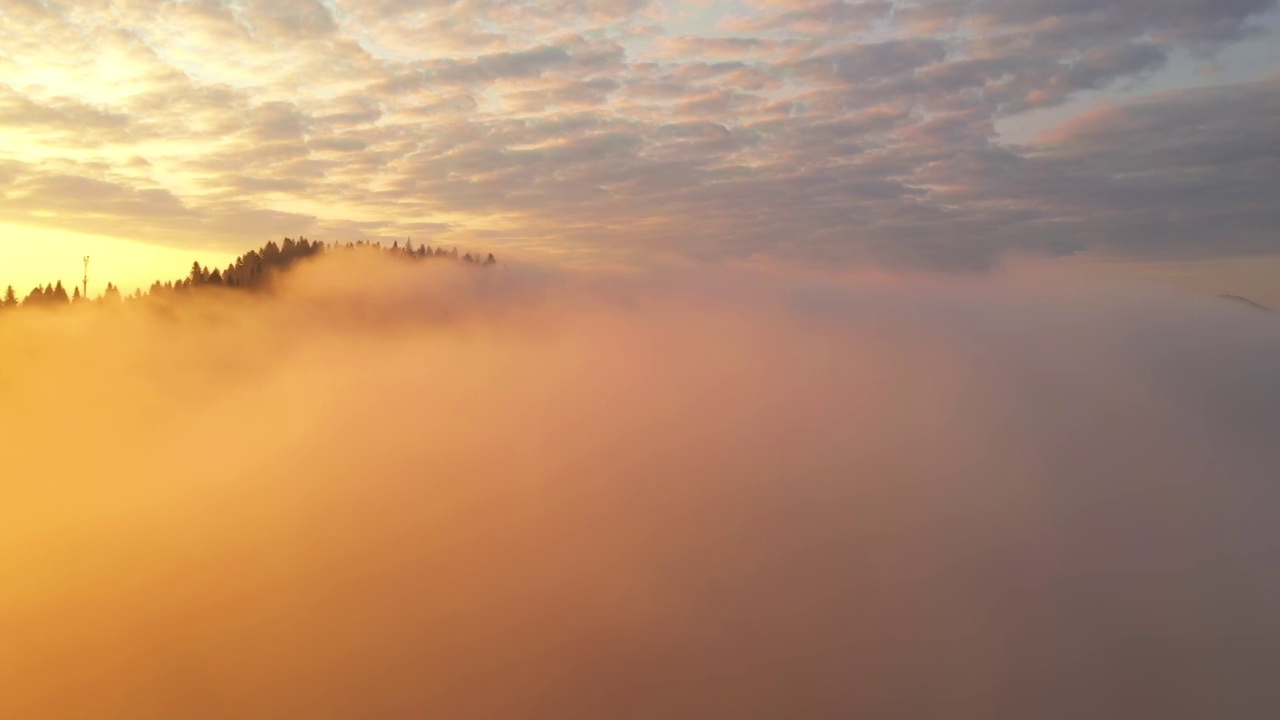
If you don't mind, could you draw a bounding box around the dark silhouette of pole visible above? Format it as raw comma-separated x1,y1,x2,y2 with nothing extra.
83,256,90,300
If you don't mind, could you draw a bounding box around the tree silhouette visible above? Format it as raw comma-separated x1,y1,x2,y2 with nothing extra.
1,235,497,311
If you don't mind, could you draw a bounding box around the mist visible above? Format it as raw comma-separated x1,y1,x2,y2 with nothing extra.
2,252,1278,719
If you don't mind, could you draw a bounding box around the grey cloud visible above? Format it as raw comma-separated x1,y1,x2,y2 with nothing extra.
246,102,311,142
224,176,313,194
481,0,652,24
431,45,575,85
398,94,480,118
655,121,732,141
0,85,132,143
730,0,892,33
968,0,1277,44
332,0,651,28
671,91,766,120
9,173,191,219
308,136,372,153
658,36,791,58
1,0,1277,270
1061,41,1168,92
316,96,383,127
240,0,338,40
789,39,949,85
1009,77,1280,258
383,38,623,90
504,78,621,112
198,201,321,240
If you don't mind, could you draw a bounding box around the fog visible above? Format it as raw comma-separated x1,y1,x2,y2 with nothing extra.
1,252,1278,719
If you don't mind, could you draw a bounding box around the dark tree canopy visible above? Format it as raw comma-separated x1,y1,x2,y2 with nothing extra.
2,237,498,311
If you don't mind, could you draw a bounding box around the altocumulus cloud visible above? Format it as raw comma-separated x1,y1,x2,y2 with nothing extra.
0,0,1277,266
1,252,1278,718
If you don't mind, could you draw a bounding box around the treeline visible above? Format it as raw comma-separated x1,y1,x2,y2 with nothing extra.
0,237,497,309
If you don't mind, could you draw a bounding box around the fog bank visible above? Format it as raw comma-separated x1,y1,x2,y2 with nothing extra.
1,253,1278,719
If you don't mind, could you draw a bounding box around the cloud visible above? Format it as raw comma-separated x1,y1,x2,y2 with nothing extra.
0,85,133,145
728,0,892,34
4,172,192,220
960,0,1276,45
0,0,1277,267
971,77,1280,260
238,0,339,40
503,78,621,112
1,255,1278,717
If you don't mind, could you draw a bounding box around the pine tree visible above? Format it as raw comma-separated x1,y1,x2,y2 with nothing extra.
2,285,16,307
262,241,281,265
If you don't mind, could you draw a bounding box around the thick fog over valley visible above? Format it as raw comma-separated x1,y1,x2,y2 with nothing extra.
2,252,1277,718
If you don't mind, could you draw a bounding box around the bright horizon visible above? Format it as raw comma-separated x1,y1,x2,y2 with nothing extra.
0,223,237,296
6,224,1279,307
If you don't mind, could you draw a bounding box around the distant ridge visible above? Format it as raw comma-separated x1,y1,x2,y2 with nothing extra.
1219,294,1273,313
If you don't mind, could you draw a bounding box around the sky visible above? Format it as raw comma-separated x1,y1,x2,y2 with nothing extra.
1,0,1279,298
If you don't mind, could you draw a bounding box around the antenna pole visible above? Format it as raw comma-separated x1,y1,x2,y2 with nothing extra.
83,256,90,300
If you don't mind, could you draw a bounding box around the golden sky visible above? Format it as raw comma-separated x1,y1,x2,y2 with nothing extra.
1,0,1278,296
0,223,234,295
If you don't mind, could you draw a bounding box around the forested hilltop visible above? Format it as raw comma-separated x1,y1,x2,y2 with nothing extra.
1,238,497,309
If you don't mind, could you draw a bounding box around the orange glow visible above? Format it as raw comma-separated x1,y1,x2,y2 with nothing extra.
1,255,1277,716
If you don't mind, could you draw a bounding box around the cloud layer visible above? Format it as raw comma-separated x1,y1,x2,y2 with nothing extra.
1,254,1278,717
1,0,1277,267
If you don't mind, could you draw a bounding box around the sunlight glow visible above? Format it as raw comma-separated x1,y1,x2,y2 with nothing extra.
0,223,235,296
